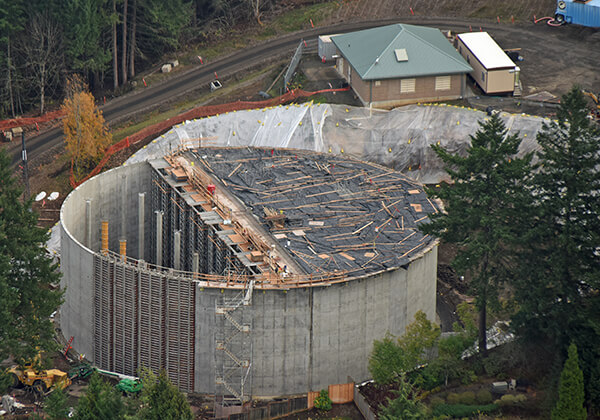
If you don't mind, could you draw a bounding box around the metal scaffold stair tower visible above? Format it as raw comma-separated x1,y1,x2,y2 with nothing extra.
215,279,254,410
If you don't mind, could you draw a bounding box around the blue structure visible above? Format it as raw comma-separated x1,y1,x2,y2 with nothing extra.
555,0,600,27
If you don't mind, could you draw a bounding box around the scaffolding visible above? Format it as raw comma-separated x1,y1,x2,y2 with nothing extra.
214,280,253,410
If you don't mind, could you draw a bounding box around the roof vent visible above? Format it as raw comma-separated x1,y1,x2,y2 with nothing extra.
394,48,408,62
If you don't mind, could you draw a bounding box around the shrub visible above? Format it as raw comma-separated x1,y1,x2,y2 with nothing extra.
457,391,476,405
446,393,460,405
432,403,499,417
495,393,527,407
313,389,332,411
476,389,493,404
429,396,445,408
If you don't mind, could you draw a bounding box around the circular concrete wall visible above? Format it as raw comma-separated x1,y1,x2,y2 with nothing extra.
60,161,437,395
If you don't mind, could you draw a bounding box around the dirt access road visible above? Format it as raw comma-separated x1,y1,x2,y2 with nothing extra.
9,10,599,168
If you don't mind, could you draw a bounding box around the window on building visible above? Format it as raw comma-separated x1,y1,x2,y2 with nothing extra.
482,72,486,81
435,76,451,91
375,80,381,87
400,78,416,93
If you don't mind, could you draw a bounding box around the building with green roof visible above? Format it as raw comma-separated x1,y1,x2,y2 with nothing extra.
331,23,472,108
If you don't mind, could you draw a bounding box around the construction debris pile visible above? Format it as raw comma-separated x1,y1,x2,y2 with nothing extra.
188,147,438,279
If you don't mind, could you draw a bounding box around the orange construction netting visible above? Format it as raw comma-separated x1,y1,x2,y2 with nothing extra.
70,86,350,188
0,109,66,131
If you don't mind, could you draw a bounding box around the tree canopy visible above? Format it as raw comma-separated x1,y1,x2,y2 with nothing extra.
511,86,600,412
74,372,125,420
369,310,440,384
420,113,532,356
0,0,281,118
62,77,112,181
136,368,193,420
0,148,64,367
552,343,587,420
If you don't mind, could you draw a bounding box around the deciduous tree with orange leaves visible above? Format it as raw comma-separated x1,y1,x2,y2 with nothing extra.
62,76,112,181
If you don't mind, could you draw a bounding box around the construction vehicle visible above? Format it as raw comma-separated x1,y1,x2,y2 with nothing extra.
582,89,600,119
9,365,71,395
9,359,71,395
555,0,600,27
69,363,96,381
116,378,143,395
582,89,600,108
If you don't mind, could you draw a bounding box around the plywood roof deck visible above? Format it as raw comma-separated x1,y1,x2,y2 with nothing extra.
174,147,439,281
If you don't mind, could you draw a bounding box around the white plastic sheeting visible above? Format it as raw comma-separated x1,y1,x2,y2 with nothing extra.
126,102,548,184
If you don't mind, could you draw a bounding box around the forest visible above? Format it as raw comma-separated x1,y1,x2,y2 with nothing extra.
0,0,286,119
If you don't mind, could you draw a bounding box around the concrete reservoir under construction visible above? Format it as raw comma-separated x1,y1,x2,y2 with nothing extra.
59,146,439,401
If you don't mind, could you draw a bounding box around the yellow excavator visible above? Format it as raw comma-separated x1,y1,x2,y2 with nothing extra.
8,356,71,395
582,89,600,119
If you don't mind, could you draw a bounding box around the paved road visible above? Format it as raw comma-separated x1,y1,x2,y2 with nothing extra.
12,16,598,167
9,17,477,167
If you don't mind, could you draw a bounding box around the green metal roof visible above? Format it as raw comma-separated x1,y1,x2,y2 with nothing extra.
331,24,472,80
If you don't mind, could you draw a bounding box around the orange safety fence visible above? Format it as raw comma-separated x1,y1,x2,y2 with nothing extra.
0,109,66,131
70,86,351,188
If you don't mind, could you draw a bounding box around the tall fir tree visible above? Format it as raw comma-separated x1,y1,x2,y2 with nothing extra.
74,372,124,420
0,148,64,366
513,85,600,410
45,385,69,420
420,114,532,356
552,343,587,420
64,0,112,89
137,368,193,420
513,86,600,339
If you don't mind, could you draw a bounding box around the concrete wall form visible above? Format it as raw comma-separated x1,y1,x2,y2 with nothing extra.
60,162,437,396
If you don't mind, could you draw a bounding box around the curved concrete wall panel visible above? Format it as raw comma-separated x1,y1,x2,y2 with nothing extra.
60,162,437,396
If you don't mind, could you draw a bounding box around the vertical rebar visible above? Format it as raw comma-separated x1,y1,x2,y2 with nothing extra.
155,211,163,266
101,221,109,254
192,252,199,279
174,230,181,270
138,192,145,260
119,239,127,261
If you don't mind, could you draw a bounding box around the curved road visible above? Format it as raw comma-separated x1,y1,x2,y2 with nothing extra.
12,16,599,166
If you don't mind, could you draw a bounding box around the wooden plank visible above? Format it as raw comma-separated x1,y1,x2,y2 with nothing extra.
339,252,355,261
328,383,355,404
352,221,373,235
227,163,242,178
410,203,423,212
228,233,246,244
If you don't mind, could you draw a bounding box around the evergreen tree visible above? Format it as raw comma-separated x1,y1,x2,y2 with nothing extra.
45,386,69,420
420,113,532,356
64,0,112,89
379,375,427,420
74,372,124,420
135,0,193,62
552,343,587,420
137,368,192,420
0,148,64,366
513,87,600,347
0,0,26,117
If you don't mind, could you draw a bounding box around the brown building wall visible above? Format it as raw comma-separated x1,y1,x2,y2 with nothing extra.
336,50,466,108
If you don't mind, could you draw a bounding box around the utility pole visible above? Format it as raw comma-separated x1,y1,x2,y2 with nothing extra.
21,131,30,200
